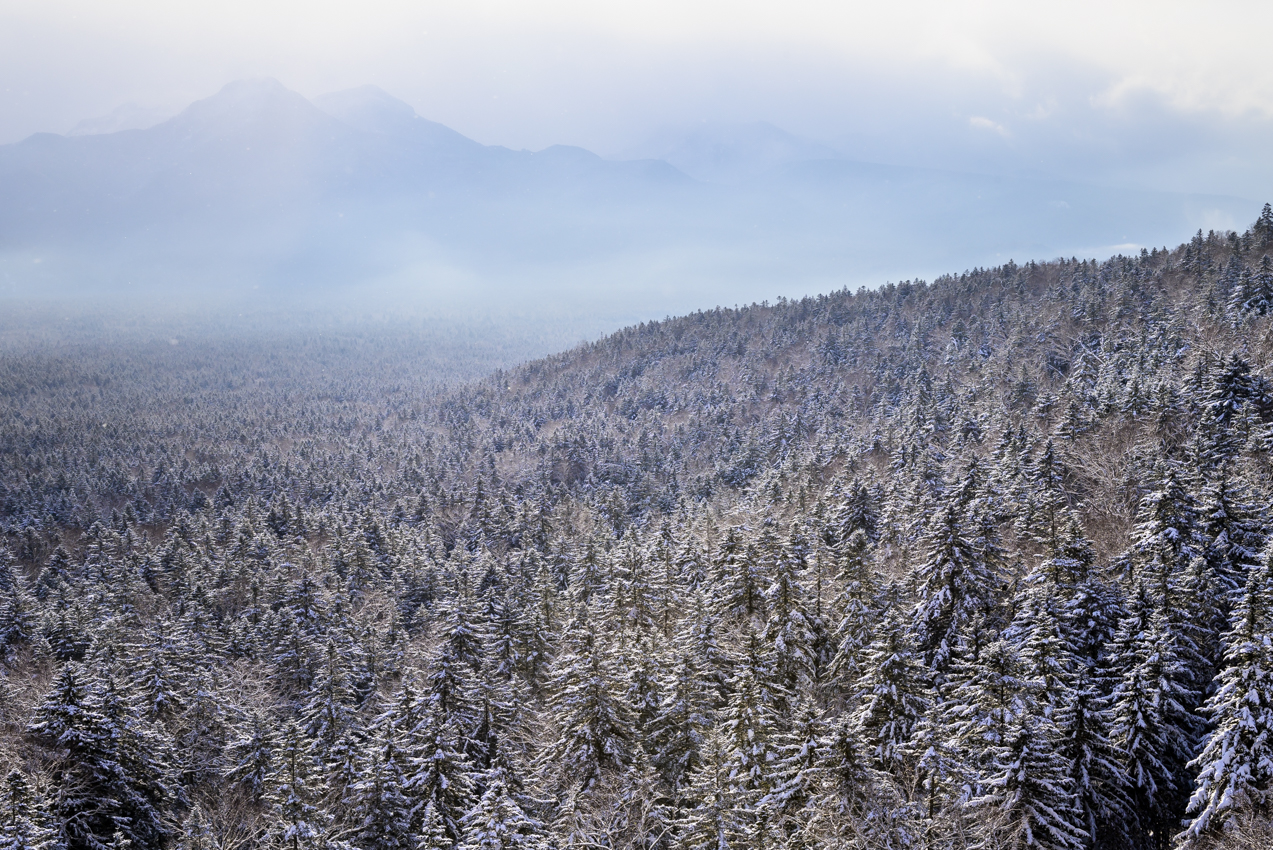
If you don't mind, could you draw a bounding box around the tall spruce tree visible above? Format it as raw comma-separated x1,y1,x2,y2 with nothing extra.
851,615,932,782
674,729,747,850
909,474,1005,681
971,712,1086,850
1110,586,1200,850
345,732,414,850
540,605,635,793
458,773,547,850
648,649,715,795
265,723,329,850
827,529,880,703
26,665,174,850
0,771,54,850
1178,552,1273,845
407,708,477,844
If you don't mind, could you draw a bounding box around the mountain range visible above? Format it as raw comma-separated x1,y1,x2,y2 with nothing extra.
0,79,1262,317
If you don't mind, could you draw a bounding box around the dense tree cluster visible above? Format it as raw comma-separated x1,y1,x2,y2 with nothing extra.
3,204,1273,850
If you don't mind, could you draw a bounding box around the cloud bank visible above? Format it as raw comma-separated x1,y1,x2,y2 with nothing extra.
2,1,1272,200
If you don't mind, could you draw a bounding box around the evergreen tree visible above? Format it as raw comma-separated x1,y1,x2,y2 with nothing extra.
806,714,896,845
611,531,659,640
458,773,547,850
346,733,414,850
407,709,477,844
1254,204,1273,245
26,665,174,850
1178,552,1273,845
1202,356,1256,465
225,710,278,803
971,714,1086,850
1056,664,1131,850
1110,586,1200,849
1021,440,1072,551
712,527,766,626
680,590,731,708
417,801,452,850
0,771,54,850
540,606,635,793
942,632,1028,792
910,480,1004,680
673,730,747,850
1197,474,1265,598
266,723,329,850
1012,587,1076,719
829,480,879,545
1255,253,1273,313
302,639,359,749
648,649,714,794
851,615,932,781
827,529,879,702
759,701,824,838
762,533,817,695
163,665,231,790
1054,519,1122,669
426,639,479,736
721,634,784,810
439,593,486,673
621,637,663,737
1129,463,1202,597
0,567,37,659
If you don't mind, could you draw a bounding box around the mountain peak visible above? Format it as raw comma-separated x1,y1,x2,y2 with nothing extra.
170,78,325,129
203,77,299,110
147,78,351,150
313,85,418,135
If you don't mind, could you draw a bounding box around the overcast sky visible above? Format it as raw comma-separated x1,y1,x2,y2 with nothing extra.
3,0,1272,200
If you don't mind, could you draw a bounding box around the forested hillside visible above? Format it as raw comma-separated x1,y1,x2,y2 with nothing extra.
3,205,1273,850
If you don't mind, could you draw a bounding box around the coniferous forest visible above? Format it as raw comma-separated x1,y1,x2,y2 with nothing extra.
5,206,1273,850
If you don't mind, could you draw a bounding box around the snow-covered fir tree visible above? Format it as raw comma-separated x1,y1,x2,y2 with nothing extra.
1178,549,1273,845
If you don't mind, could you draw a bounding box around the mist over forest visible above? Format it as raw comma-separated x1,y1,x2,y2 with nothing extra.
1,79,1260,326
5,10,1273,844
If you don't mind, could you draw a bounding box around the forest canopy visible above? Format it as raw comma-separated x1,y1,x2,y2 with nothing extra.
3,204,1273,850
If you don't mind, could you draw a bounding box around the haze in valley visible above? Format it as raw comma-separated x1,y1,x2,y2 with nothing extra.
1,0,1271,339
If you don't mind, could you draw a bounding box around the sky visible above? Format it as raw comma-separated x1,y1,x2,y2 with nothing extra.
3,1,1273,199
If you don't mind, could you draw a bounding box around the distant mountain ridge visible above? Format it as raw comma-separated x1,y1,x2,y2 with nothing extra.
66,102,175,137
0,79,686,234
617,120,846,184
0,79,1262,315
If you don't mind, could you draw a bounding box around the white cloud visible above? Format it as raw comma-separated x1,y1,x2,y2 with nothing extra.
969,116,1010,137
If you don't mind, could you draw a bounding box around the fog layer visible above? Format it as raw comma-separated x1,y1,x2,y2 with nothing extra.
0,79,1260,325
